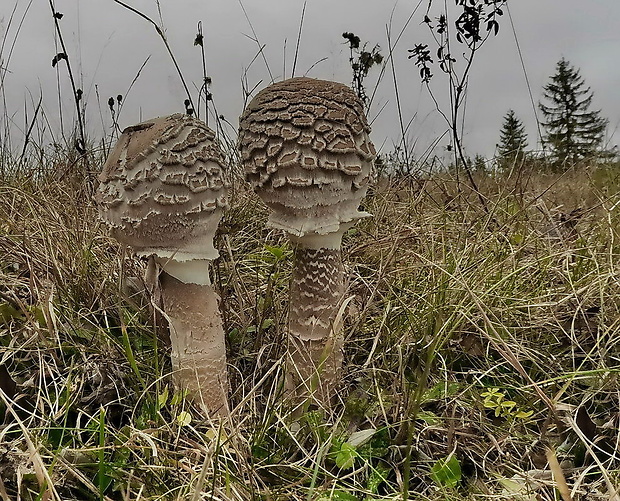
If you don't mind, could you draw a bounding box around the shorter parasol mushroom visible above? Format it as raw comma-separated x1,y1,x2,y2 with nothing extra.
97,113,229,416
238,77,375,407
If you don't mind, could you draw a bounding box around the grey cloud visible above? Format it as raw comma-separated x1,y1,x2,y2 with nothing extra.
2,0,618,160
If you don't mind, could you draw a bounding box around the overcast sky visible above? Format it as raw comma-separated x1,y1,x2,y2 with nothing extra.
2,0,619,161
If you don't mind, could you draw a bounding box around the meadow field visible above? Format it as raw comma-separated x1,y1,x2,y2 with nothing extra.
1,1,620,500
1,159,620,500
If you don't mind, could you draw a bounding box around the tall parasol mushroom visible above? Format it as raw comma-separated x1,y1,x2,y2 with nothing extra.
97,113,229,416
238,77,375,406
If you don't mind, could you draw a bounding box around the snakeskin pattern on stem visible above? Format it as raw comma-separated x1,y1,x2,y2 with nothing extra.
286,245,345,404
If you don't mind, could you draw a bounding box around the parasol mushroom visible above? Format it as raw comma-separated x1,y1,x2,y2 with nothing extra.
238,77,375,406
97,113,229,416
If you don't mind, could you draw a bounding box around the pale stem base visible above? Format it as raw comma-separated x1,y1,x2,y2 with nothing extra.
160,271,229,417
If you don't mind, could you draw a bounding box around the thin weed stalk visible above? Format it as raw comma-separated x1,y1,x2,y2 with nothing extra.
112,0,196,114
48,0,86,157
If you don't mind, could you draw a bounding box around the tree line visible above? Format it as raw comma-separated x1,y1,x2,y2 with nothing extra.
497,57,611,172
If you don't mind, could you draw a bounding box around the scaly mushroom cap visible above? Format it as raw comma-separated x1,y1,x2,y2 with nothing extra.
238,77,376,237
97,114,229,261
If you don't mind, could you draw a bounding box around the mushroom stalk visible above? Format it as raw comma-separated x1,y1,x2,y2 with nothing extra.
287,232,346,405
158,263,228,416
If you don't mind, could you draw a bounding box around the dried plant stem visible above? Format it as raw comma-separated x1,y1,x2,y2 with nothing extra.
112,0,195,113
546,448,573,501
48,0,86,155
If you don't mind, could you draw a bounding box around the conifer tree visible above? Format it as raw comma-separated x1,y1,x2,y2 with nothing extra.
496,109,528,171
539,58,607,168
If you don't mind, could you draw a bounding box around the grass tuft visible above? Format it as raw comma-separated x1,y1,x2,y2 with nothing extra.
1,164,620,499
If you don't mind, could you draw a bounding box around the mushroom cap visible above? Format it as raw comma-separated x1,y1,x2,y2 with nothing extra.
238,77,375,237
97,114,229,261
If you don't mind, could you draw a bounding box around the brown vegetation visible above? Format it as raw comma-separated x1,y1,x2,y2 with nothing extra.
1,160,619,499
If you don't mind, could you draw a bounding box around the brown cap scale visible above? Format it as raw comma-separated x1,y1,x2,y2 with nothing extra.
239,78,376,407
97,113,229,415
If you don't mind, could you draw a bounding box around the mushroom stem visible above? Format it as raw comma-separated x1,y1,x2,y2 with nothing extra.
287,231,346,406
158,264,228,416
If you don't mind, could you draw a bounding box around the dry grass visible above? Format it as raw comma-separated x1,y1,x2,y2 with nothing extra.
1,165,620,500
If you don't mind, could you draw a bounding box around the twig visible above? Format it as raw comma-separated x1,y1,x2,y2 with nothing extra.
48,0,86,156
546,448,573,501
291,1,306,78
237,0,274,83
19,91,43,163
386,23,410,172
112,0,195,114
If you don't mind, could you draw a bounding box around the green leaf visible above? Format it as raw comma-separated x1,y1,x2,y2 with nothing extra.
429,454,461,489
335,443,356,470
498,477,538,500
264,244,286,260
481,388,502,399
418,410,440,426
28,306,47,327
366,464,390,494
316,490,358,501
346,428,376,448
511,233,524,245
0,302,22,325
170,390,188,406
515,410,534,419
331,491,358,501
423,381,460,401
47,426,66,449
115,426,132,446
251,444,269,460
157,387,169,410
227,328,240,342
176,411,192,427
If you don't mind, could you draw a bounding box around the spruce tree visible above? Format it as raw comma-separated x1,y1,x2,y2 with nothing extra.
497,109,528,171
539,58,607,169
